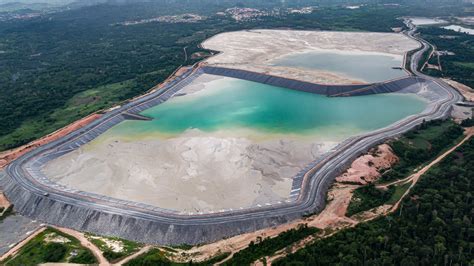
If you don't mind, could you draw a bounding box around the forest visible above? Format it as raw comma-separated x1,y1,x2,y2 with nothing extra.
421,27,474,88
0,2,466,151
274,127,474,265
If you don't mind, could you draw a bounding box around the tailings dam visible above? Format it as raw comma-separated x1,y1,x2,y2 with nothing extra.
0,30,462,245
42,74,426,213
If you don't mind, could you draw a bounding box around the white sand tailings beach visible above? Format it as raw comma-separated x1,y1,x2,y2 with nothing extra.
42,73,338,213
202,30,419,84
43,131,334,213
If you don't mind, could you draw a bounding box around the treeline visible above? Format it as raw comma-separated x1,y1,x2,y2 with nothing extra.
275,137,474,265
223,225,319,265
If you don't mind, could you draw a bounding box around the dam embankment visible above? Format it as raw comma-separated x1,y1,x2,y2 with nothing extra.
0,61,461,245
201,66,423,97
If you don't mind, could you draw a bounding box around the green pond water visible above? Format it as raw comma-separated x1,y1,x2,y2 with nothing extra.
103,77,427,141
272,51,406,83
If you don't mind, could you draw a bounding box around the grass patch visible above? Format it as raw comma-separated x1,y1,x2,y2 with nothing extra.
347,184,395,217
1,227,97,265
453,61,474,70
386,182,413,205
204,251,231,265
85,233,142,263
124,248,176,266
380,119,463,183
161,246,178,253
171,243,194,250
418,45,434,71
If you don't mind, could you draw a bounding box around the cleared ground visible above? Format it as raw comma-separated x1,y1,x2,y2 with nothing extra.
202,30,419,84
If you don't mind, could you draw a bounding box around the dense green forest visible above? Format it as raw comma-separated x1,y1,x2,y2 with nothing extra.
0,2,468,151
275,131,474,265
421,27,474,88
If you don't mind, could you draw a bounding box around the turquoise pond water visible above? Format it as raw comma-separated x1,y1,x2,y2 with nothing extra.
103,77,427,140
271,51,407,83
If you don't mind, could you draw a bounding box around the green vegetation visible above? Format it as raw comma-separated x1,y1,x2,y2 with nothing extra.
0,204,14,221
275,136,474,265
418,44,434,71
171,243,194,250
461,118,474,127
1,227,97,265
1,3,437,152
347,120,463,216
346,184,395,217
85,233,142,262
421,27,474,88
127,225,317,265
223,225,319,265
69,249,97,264
122,249,162,266
381,119,463,182
0,0,468,153
204,252,231,265
385,181,412,205
124,249,182,266
124,248,230,266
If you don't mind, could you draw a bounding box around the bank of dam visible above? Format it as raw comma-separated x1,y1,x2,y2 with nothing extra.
0,62,461,245
202,66,422,97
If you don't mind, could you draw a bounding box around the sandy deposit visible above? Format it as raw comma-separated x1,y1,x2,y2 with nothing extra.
88,235,124,253
42,73,345,213
44,130,333,213
169,143,401,263
442,78,474,102
202,29,419,84
44,233,71,244
456,16,474,26
336,144,398,185
0,192,10,210
407,17,448,26
40,70,426,213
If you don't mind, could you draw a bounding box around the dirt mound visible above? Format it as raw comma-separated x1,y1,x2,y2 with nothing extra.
336,144,398,185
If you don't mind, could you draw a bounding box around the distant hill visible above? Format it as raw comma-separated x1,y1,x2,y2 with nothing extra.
0,0,110,12
0,0,74,4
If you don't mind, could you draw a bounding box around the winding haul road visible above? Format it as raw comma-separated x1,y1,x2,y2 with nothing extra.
0,25,463,244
